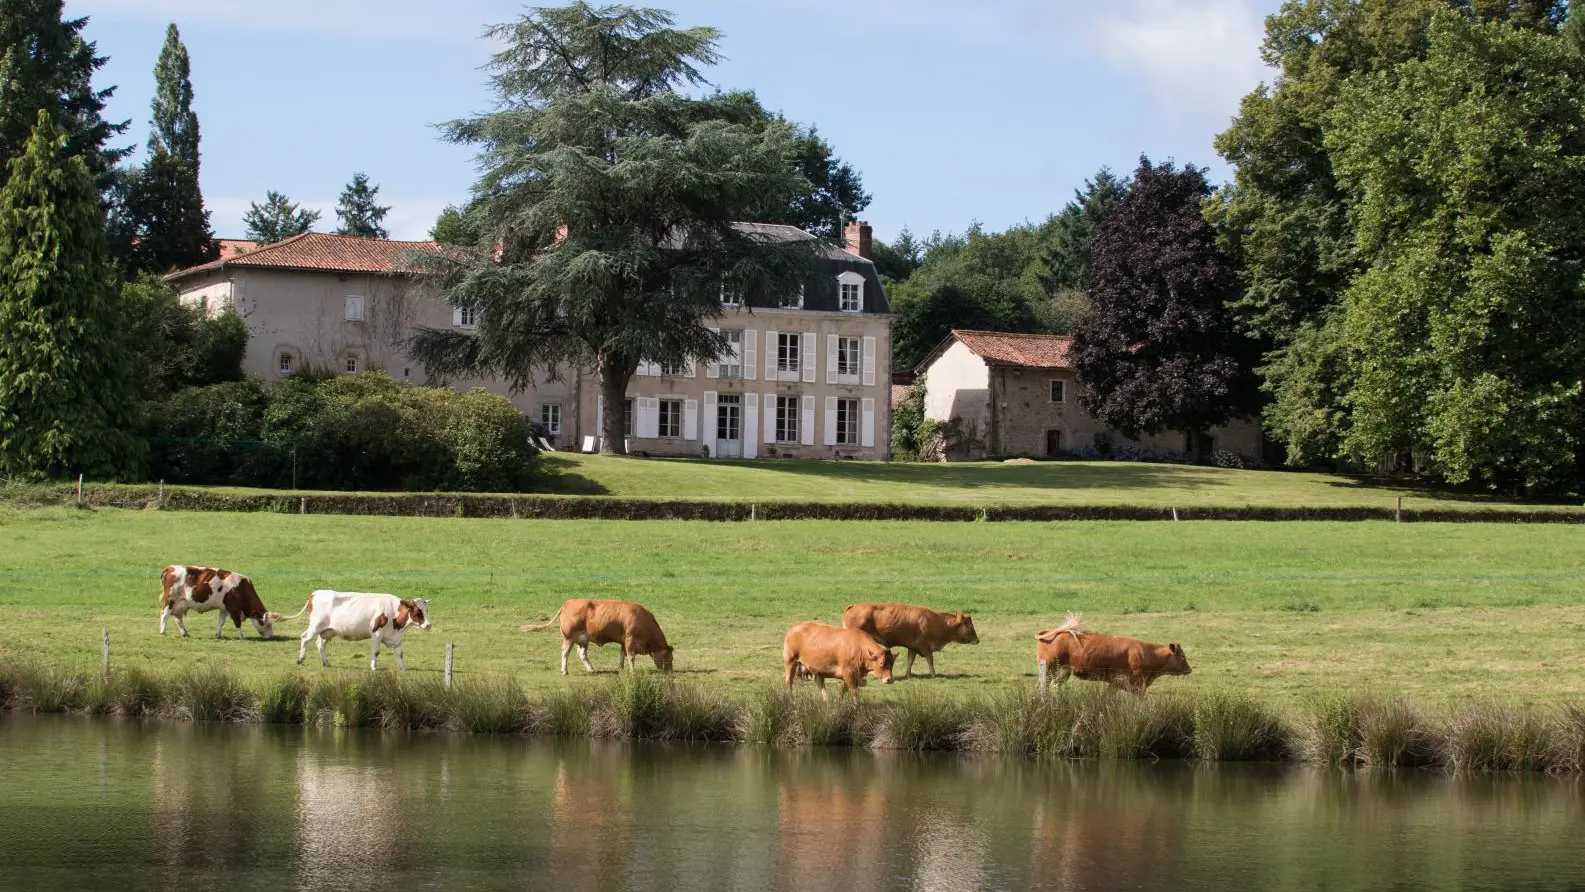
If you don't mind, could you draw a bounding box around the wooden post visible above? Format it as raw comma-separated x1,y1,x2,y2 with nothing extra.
1171,506,1179,522
299,496,306,515
1037,659,1048,696
750,503,757,522
102,628,110,677
292,445,298,492
444,642,455,690
158,480,165,504
77,473,84,503
1396,496,1403,524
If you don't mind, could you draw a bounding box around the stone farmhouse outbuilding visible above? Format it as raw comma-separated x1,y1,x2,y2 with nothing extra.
915,329,1264,461
166,222,894,460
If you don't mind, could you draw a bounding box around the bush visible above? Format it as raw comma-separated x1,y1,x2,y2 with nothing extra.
144,372,539,491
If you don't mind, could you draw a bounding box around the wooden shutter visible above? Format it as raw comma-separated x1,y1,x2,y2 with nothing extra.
824,396,838,446
826,334,839,384
801,394,815,445
705,327,720,379
801,332,816,383
764,330,777,380
452,307,464,326
743,329,757,380
764,392,778,444
861,398,875,447
638,397,659,438
684,398,698,440
862,336,877,386
702,391,717,456
743,393,759,459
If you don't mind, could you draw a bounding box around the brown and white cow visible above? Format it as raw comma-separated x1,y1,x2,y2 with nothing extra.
283,590,432,671
841,602,979,678
521,599,674,674
158,565,278,639
783,621,895,703
1035,614,1191,694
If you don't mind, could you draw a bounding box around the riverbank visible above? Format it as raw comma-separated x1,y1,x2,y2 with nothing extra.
2,660,1581,773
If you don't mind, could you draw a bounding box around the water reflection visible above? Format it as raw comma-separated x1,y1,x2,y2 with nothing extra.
1,715,1582,892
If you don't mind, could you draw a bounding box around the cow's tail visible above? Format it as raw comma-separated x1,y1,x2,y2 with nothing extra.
268,596,313,624
520,607,562,633
1036,613,1084,644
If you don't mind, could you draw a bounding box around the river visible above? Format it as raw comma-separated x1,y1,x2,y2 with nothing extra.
1,715,1582,891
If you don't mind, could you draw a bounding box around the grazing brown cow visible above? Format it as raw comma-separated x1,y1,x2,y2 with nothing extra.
841,602,979,678
522,599,674,674
783,621,896,703
1035,614,1190,694
159,565,280,639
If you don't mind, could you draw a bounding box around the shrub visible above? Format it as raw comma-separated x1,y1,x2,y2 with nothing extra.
171,667,257,722
741,686,798,746
1192,692,1290,761
259,675,310,724
450,678,534,734
873,689,973,751
1439,704,1552,773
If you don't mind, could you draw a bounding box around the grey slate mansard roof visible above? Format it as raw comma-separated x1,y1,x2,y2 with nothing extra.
729,222,891,315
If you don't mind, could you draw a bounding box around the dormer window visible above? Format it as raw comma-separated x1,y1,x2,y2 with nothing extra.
721,283,742,308
837,271,865,312
781,283,804,309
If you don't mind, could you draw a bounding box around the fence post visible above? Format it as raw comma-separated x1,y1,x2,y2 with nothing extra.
1037,659,1048,696
445,642,455,690
750,503,757,522
158,480,165,505
299,496,306,515
102,628,110,677
77,473,84,504
1396,496,1403,524
292,445,298,491
1171,506,1179,522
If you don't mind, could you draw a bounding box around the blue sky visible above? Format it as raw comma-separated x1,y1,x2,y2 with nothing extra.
78,0,1282,243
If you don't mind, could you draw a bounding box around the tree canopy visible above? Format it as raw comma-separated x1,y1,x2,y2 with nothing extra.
148,23,198,172
244,190,320,243
334,171,391,239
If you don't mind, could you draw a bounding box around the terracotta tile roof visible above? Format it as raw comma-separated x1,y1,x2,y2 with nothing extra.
216,239,260,256
166,232,443,281
949,330,1074,369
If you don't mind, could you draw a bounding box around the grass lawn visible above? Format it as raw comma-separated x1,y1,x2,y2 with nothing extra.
3,505,1583,708
532,454,1577,511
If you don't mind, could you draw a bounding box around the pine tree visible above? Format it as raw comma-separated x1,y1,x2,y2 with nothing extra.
243,190,319,243
334,171,390,239
149,23,199,172
0,111,141,479
0,0,129,194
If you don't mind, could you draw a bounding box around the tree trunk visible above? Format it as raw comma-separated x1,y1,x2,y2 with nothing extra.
599,362,633,456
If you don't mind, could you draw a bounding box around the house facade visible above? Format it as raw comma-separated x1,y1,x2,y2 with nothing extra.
166,223,892,460
917,330,1263,461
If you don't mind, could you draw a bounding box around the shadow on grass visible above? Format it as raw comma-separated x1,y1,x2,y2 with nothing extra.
1319,473,1581,506
529,455,613,495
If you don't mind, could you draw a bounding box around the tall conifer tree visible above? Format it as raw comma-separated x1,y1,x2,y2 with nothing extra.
149,23,199,171
334,172,390,239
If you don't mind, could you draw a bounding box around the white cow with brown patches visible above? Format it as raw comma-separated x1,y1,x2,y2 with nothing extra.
283,590,432,670
158,565,279,639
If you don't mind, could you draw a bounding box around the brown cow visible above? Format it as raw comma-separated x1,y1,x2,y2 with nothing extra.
1035,614,1190,694
783,621,896,703
841,603,979,678
158,565,280,639
522,599,674,674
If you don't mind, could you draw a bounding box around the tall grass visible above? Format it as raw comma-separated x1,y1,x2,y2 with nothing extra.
1,657,1582,774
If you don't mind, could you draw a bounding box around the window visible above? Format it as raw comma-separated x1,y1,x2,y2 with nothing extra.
777,333,800,373
1050,379,1066,404
623,399,634,437
721,330,743,379
345,295,364,322
837,337,860,377
775,395,800,443
278,353,293,374
840,282,862,312
659,360,684,377
1046,430,1063,457
836,398,860,445
721,283,742,308
345,355,360,374
781,283,804,309
540,403,562,435
456,306,477,329
658,399,682,438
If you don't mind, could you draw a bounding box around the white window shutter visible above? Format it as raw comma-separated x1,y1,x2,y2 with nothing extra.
684,359,696,379
861,398,875,447
706,327,720,379
801,332,816,383
634,361,648,377
743,393,759,458
640,397,660,438
764,392,777,444
824,396,838,446
743,329,757,380
862,336,877,387
596,395,605,450
826,334,839,384
801,394,815,445
684,398,698,440
702,391,717,456
764,330,777,380
452,307,464,327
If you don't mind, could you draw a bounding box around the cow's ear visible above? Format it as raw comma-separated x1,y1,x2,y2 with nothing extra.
955,610,964,620
1170,643,1182,654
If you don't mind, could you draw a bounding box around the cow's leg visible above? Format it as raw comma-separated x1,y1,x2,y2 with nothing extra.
924,649,937,678
297,630,311,665
815,675,829,703
903,650,916,678
617,642,628,671
175,608,189,637
560,638,572,676
577,643,594,673
215,609,228,640
370,637,382,671
395,641,407,671
159,605,171,635
1055,665,1072,688
317,633,331,668
784,658,798,692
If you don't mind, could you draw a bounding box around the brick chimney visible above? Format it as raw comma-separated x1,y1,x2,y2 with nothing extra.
843,219,873,260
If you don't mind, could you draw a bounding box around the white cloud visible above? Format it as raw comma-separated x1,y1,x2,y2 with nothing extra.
1092,0,1272,120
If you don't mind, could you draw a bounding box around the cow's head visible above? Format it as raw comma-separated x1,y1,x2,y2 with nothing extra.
867,647,896,685
1165,643,1191,676
653,646,675,673
950,610,979,645
401,598,433,631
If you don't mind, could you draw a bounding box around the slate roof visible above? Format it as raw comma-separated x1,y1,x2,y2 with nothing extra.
918,330,1075,373
166,232,442,281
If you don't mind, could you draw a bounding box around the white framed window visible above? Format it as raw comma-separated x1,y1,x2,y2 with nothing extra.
837,337,860,377
777,333,800,373
623,399,634,437
781,283,804,309
344,355,360,374
837,271,865,312
1050,379,1066,404
721,283,742,308
775,395,800,444
721,330,743,379
836,398,860,445
455,306,478,329
345,295,364,322
658,399,682,438
659,360,684,377
540,403,562,435
278,353,293,374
